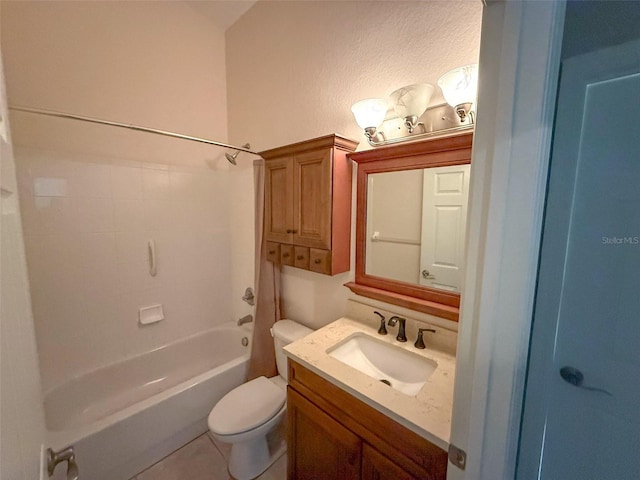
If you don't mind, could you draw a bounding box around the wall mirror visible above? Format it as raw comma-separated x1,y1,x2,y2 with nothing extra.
345,132,473,321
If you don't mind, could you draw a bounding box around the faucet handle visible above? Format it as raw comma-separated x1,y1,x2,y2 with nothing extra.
373,311,387,335
414,327,436,349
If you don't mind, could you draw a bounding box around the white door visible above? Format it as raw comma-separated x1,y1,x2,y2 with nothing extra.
0,52,48,480
517,38,640,479
419,164,470,291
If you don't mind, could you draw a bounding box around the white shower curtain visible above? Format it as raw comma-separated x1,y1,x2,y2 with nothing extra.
246,159,282,380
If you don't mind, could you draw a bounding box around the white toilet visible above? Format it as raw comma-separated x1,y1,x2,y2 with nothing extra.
208,319,312,480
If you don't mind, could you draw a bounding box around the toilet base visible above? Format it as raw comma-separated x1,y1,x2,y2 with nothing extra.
228,435,285,480
214,406,287,480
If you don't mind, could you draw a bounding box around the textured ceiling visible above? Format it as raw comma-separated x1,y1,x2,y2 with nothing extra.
226,0,483,151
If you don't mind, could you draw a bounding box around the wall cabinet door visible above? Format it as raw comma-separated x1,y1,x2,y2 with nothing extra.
265,157,293,244
293,148,332,249
288,387,362,480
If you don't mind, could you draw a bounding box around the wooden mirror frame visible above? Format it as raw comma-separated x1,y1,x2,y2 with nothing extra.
345,131,473,322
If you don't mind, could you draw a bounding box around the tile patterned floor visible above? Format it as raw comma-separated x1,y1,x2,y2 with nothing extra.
130,433,287,480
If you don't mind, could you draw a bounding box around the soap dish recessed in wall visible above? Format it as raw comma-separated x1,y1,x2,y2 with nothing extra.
139,304,164,325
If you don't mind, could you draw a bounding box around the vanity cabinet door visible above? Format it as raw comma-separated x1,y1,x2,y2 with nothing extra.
362,443,419,480
287,387,362,480
287,359,448,480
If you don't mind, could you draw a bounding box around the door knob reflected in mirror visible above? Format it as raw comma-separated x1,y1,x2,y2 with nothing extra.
421,269,435,280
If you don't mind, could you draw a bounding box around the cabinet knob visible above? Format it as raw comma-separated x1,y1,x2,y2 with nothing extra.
314,259,321,264
269,250,275,255
286,229,292,233
297,255,304,260
283,253,290,258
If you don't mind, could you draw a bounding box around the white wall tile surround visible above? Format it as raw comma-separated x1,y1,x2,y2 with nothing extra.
17,147,233,392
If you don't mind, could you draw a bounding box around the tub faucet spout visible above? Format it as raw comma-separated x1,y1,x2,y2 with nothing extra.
237,314,253,326
387,316,407,342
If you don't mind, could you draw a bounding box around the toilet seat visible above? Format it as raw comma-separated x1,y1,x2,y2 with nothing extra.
208,376,285,436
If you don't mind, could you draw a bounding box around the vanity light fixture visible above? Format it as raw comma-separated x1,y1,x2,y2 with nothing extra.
351,71,476,147
437,64,479,123
389,83,434,133
350,84,434,144
350,98,388,141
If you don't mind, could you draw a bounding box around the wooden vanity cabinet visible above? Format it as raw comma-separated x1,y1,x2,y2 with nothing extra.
287,360,448,480
261,134,358,275
288,388,362,479
362,444,420,480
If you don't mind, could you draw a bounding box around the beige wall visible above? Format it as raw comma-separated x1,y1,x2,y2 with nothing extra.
367,169,423,284
2,0,229,168
1,1,237,391
226,1,482,328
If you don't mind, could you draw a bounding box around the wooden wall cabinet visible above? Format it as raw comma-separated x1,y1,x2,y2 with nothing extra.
287,360,448,480
261,134,358,275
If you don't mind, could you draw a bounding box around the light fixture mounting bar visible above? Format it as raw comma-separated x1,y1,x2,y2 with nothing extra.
366,102,474,147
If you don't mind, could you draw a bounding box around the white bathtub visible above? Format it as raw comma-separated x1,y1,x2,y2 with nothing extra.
46,322,250,480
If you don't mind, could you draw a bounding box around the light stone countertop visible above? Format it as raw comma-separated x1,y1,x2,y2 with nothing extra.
284,316,455,451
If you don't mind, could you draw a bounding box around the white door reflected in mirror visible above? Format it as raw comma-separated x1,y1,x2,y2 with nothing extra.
365,164,470,292
420,164,470,292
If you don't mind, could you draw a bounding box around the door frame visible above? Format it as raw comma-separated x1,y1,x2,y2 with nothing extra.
0,48,48,480
448,1,566,479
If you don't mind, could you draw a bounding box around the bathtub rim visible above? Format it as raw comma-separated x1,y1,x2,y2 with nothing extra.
43,320,253,398
46,322,251,450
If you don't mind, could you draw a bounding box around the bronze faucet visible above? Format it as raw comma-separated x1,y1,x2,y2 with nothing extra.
374,311,387,335
414,327,436,349
387,316,407,342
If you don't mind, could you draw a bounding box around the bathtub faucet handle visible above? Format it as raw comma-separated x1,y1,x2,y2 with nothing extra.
47,446,79,480
238,314,253,326
242,287,255,306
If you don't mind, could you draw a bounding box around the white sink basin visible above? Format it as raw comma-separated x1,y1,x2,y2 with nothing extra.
327,333,437,396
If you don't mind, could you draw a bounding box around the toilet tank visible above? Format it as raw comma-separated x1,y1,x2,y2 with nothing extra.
271,320,313,381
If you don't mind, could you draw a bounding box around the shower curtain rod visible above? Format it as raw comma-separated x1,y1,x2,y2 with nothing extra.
8,105,258,155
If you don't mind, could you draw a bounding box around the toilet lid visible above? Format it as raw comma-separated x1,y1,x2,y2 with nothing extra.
208,376,285,435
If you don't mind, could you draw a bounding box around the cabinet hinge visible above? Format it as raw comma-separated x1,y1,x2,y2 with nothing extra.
448,443,467,470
